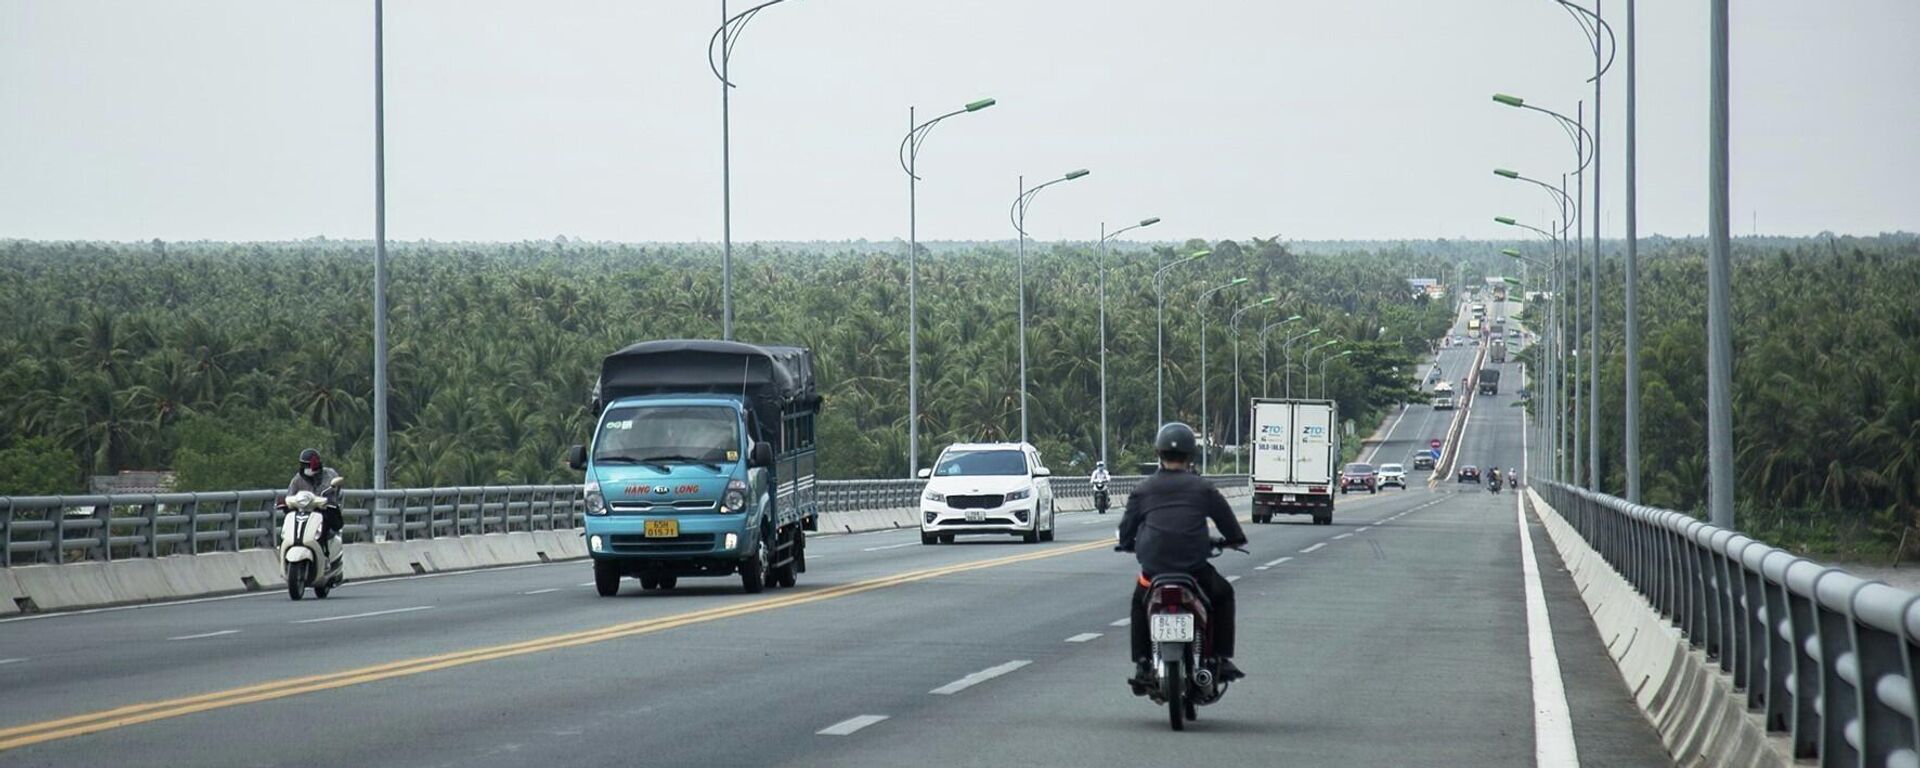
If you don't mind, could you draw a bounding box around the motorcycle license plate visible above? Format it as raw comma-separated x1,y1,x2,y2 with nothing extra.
643,519,679,538
1281,494,1296,502
1151,614,1195,642
965,510,985,522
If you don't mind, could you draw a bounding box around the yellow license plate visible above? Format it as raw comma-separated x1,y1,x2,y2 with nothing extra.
643,519,679,538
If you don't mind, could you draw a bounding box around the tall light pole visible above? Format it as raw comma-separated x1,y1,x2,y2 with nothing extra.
372,0,389,525
1258,316,1303,399
709,0,794,340
899,97,995,475
1494,166,1581,483
1230,298,1278,473
1154,249,1210,427
1010,169,1091,444
1707,0,1732,527
1302,340,1339,398
1502,244,1560,483
1283,327,1322,398
1557,0,1617,492
1195,277,1250,473
1318,350,1354,402
1097,217,1160,466
1624,0,1641,502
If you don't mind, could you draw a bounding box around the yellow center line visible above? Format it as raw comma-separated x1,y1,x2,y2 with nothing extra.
0,538,1110,752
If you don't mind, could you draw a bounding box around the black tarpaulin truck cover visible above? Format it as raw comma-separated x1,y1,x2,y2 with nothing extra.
592,339,819,443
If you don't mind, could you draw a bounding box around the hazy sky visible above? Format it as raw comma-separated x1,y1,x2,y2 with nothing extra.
3,1,1915,243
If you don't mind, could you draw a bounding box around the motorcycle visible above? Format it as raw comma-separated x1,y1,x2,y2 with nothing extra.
1093,479,1111,515
1488,473,1503,494
1136,538,1245,731
280,476,345,600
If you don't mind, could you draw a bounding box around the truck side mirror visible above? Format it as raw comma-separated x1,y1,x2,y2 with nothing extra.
567,444,587,471
916,467,932,479
750,441,775,468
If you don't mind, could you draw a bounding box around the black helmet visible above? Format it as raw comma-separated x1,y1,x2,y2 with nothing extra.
1154,422,1198,461
299,448,323,474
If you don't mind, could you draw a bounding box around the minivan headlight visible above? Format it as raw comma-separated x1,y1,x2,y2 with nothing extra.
1005,487,1032,502
583,481,608,516
924,490,946,503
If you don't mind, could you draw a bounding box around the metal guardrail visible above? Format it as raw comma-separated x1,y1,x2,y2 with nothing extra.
1543,481,1920,767
1,474,1248,567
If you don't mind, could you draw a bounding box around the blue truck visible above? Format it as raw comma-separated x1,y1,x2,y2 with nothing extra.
568,340,821,595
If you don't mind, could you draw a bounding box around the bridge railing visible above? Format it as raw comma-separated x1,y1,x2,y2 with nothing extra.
1543,481,1920,767
1,474,1246,567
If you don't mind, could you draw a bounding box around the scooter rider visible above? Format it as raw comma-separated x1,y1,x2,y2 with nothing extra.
1091,461,1111,487
282,448,344,548
1118,422,1249,691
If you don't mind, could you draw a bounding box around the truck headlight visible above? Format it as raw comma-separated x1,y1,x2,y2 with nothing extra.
1005,488,1032,502
590,535,605,552
724,532,739,550
722,479,748,512
924,490,946,503
584,481,609,516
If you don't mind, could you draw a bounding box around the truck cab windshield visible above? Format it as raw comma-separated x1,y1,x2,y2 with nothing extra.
933,450,1027,477
595,406,737,469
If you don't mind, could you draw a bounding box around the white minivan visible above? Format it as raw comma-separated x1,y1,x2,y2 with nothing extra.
918,442,1056,545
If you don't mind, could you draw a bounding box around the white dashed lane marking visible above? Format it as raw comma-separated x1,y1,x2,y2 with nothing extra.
1065,633,1102,643
167,630,239,641
1256,557,1293,571
817,715,889,736
930,660,1032,695
1110,618,1131,627
291,606,434,625
1300,543,1326,554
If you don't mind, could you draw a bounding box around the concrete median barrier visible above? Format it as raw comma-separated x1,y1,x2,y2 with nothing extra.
1527,487,1787,768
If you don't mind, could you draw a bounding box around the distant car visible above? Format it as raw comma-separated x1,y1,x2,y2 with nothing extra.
1457,465,1480,483
1378,464,1407,489
1339,463,1379,494
1412,453,1436,471
918,442,1057,545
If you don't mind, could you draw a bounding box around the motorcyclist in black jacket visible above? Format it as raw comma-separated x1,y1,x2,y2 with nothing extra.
281,448,344,546
1118,422,1250,691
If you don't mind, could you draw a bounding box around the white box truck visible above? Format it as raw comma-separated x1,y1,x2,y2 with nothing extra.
1248,398,1340,525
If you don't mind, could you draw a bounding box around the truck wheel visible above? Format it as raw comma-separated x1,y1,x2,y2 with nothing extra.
794,529,807,574
740,534,769,594
658,576,677,590
594,562,621,597
640,575,659,591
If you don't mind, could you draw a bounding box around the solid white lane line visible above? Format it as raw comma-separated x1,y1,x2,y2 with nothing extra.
1300,543,1326,554
861,542,918,552
1226,575,1242,583
1333,533,1353,540
292,605,434,624
817,715,889,736
167,629,239,641
1064,633,1102,643
1110,618,1130,627
929,660,1032,695
521,588,559,595
1518,403,1578,765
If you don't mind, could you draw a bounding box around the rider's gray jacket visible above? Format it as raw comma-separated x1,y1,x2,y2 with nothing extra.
285,468,342,506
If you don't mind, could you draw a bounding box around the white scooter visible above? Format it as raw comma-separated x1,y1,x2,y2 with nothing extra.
280,477,345,600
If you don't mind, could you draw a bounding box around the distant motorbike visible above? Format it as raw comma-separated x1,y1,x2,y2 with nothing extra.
1093,479,1111,515
1130,539,1245,730
1488,473,1503,494
280,477,345,600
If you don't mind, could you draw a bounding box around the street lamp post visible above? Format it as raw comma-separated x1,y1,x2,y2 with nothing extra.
372,0,389,536
1009,169,1091,444
1230,298,1278,473
1707,0,1732,527
1097,217,1161,467
1258,316,1303,400
1554,0,1618,492
899,97,995,475
1283,327,1322,398
709,0,795,340
1195,278,1250,474
1154,250,1210,427
1302,340,1339,398
1318,350,1354,402
1494,166,1582,484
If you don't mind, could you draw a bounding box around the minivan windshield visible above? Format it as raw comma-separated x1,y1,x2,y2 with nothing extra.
933,449,1028,477
595,406,738,465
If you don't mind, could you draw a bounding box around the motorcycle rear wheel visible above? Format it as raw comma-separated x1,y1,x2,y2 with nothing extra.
1164,659,1186,731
